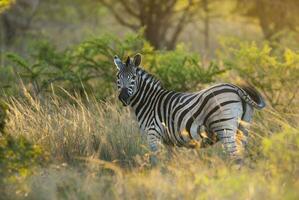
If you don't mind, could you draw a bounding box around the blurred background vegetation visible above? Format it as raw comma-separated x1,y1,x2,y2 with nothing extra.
1,0,299,103
0,0,299,102
0,0,299,199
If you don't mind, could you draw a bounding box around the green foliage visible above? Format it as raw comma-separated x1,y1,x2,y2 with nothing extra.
146,45,224,91
5,34,146,98
261,125,299,177
4,34,222,98
0,0,14,13
0,100,8,132
219,38,299,111
0,134,45,183
0,100,46,189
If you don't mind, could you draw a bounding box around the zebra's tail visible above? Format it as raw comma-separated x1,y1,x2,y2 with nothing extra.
237,85,266,110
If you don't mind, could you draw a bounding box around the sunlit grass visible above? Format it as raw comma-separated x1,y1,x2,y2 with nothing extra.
2,89,299,200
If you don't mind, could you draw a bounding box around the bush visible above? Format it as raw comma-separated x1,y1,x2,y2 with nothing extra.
0,134,45,183
3,34,223,99
144,44,224,91
261,125,299,178
0,0,14,13
5,33,146,99
0,100,46,198
219,38,299,111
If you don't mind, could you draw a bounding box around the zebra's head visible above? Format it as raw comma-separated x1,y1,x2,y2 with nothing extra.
114,54,141,106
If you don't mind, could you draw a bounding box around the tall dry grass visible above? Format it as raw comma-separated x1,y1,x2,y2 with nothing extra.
6,89,146,167
3,89,299,200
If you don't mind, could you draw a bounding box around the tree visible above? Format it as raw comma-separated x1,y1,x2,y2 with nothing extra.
202,0,210,53
98,0,199,49
236,0,299,41
0,0,40,45
198,0,220,57
0,0,14,14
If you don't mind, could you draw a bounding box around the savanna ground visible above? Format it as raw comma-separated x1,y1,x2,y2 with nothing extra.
1,0,299,199
1,86,299,200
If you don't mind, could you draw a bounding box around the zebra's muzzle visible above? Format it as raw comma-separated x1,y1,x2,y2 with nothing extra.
118,88,130,106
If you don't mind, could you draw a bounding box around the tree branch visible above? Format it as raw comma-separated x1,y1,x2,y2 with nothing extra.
167,0,196,49
164,0,177,13
118,0,140,18
98,0,139,30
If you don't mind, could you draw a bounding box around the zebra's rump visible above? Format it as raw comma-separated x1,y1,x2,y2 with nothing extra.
166,84,254,146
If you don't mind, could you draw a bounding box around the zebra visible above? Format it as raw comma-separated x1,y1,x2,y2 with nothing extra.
114,53,266,164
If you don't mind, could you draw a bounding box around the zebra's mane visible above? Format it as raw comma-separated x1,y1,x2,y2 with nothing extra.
136,67,163,88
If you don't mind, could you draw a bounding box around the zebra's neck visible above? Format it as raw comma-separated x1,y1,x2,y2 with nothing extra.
129,68,166,130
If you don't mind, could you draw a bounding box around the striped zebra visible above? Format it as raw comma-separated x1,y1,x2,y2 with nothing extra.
114,54,265,164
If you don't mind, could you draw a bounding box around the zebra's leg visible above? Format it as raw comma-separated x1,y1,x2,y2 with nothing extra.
237,123,249,148
234,103,253,160
147,131,161,166
213,128,243,162
238,103,253,149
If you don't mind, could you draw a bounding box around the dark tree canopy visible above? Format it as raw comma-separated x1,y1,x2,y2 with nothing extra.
99,0,199,49
0,0,39,45
237,0,299,41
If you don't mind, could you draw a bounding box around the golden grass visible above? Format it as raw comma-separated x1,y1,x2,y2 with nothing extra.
3,90,299,200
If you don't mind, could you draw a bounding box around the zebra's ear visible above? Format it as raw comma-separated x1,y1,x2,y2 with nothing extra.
114,55,123,70
133,53,141,67
125,56,131,67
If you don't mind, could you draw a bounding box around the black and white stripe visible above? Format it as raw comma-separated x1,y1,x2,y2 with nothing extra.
114,54,266,160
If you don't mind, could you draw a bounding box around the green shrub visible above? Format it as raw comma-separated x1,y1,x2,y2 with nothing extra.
0,100,46,190
4,34,223,99
5,33,146,99
219,38,299,111
144,44,224,91
0,0,14,13
0,134,45,183
261,125,299,178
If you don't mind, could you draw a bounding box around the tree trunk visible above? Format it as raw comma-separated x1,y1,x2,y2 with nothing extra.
203,0,210,57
